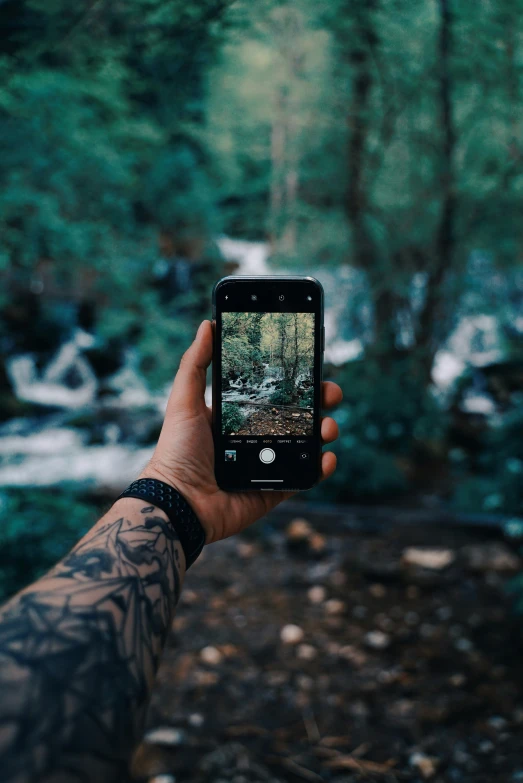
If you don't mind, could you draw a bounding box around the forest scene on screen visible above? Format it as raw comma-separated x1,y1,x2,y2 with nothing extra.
222,312,314,436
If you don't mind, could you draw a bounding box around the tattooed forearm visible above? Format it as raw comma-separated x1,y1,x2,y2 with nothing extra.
0,501,185,783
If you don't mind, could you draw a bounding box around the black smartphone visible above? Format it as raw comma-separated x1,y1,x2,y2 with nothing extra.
212,276,324,492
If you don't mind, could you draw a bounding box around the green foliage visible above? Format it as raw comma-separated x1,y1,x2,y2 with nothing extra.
0,0,230,386
222,403,245,433
452,403,523,515
301,388,314,408
320,357,445,501
0,488,96,601
270,379,294,405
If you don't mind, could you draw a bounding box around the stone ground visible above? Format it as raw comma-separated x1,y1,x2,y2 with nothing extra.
132,506,523,783
233,407,313,436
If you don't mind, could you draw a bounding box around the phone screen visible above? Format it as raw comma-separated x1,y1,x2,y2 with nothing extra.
213,277,323,491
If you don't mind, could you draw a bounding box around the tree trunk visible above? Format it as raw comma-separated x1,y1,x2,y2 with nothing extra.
279,314,287,380
291,313,299,388
416,0,456,378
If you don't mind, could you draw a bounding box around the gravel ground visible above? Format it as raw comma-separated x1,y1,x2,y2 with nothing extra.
132,509,523,783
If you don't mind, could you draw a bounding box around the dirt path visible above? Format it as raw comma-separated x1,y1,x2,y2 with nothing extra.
135,513,523,783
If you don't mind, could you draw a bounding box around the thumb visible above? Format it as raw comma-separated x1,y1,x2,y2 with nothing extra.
168,320,213,415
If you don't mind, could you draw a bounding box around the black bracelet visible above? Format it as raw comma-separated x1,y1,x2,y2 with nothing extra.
117,478,206,569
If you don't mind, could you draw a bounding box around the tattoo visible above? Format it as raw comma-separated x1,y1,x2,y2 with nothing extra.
0,507,183,783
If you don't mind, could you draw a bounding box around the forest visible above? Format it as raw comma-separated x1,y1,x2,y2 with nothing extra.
2,1,523,779
221,312,314,435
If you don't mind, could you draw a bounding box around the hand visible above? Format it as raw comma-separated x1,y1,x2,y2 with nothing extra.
141,320,342,544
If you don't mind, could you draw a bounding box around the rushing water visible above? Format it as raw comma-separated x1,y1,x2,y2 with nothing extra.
0,238,511,488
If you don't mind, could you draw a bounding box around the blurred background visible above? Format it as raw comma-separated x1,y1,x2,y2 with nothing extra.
2,1,523,780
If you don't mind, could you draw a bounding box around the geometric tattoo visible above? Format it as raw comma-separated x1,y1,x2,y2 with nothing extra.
0,506,183,782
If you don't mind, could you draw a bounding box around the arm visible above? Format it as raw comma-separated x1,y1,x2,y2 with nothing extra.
0,498,185,783
0,320,341,783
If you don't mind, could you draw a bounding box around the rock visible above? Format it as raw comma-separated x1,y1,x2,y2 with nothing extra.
237,542,256,558
181,589,199,605
144,727,185,747
330,570,347,586
308,585,326,604
454,637,473,653
339,645,367,667
410,752,438,779
364,630,390,650
463,543,520,573
148,776,176,783
324,599,346,616
286,518,313,541
200,646,223,665
280,624,304,644
369,583,386,598
488,715,508,730
297,643,317,660
296,674,314,690
188,713,204,728
402,547,455,570
309,533,327,555
449,673,466,687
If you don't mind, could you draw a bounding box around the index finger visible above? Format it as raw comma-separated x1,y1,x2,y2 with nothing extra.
322,381,343,409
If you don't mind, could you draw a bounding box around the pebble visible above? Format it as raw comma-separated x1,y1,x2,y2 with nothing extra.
463,543,520,572
352,605,368,619
144,727,185,746
330,570,347,586
309,533,327,554
148,776,176,783
286,518,313,540
454,637,473,653
280,624,304,644
324,599,346,616
296,674,314,690
188,713,204,728
420,623,436,638
488,715,508,730
237,542,256,558
308,585,326,604
436,605,453,620
410,751,438,779
181,589,199,605
297,643,317,660
403,547,455,570
339,645,367,667
405,611,419,626
479,739,494,753
364,630,390,650
369,583,386,598
406,585,420,599
200,646,223,665
449,673,466,687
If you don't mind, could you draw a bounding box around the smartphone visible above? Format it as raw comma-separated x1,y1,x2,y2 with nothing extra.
212,276,324,492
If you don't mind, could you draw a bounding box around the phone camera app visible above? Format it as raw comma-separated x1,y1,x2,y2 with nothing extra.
225,450,237,462
300,452,310,460
279,294,285,301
